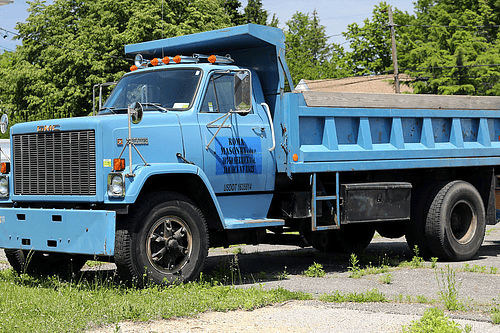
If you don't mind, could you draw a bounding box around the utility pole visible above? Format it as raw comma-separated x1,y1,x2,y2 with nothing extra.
388,6,400,94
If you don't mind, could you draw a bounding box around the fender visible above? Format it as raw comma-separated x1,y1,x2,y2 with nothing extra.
108,163,227,228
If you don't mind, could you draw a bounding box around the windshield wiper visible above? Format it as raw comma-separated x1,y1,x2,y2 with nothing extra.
98,107,130,115
141,103,168,112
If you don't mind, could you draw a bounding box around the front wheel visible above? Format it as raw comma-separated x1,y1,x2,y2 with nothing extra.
115,192,208,286
424,180,485,261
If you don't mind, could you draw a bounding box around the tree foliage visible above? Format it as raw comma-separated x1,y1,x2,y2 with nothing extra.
343,2,413,75
284,10,348,85
400,0,500,95
344,0,500,95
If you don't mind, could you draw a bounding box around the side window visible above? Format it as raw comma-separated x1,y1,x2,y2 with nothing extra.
201,74,235,113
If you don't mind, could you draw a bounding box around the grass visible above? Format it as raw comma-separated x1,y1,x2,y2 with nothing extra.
320,288,387,303
0,269,310,332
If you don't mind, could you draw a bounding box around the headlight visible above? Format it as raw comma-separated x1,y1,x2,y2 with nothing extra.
107,173,125,197
0,175,8,197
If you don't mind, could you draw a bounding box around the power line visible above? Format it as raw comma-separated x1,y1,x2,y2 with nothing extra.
397,24,500,28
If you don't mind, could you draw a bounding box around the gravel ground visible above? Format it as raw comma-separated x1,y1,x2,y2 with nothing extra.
6,226,500,332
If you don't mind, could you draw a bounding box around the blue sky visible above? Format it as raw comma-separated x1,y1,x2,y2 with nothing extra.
0,0,416,53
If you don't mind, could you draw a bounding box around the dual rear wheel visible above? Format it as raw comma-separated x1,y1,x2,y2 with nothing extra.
406,180,485,261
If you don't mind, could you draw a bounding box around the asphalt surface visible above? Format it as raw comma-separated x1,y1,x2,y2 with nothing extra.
5,226,500,332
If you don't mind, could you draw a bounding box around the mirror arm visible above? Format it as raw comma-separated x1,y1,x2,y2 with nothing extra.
205,111,232,150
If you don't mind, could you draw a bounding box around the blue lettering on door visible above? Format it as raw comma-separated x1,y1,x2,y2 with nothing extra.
215,137,262,175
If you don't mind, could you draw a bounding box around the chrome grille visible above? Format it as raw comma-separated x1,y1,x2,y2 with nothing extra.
13,130,97,195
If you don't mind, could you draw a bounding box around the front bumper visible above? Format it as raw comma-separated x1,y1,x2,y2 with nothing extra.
0,208,116,256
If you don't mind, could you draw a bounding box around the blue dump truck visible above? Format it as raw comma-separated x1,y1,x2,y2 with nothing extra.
1,24,500,284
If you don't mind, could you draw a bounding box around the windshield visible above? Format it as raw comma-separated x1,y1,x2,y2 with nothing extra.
101,68,202,113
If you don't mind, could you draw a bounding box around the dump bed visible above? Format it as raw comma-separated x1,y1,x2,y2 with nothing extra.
277,91,500,175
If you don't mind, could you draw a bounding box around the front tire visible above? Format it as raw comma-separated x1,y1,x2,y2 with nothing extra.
424,180,485,261
115,192,208,286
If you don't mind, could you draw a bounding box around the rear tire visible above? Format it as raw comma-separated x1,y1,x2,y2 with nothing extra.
424,180,485,261
115,192,208,286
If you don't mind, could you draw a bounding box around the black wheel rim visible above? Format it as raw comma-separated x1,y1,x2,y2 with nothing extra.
146,216,192,274
450,200,476,244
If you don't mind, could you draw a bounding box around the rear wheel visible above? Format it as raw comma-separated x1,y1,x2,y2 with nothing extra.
424,180,485,261
5,249,86,276
115,192,208,286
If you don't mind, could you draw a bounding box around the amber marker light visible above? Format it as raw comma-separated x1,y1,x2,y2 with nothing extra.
162,56,170,65
150,58,159,66
173,55,182,64
208,55,217,64
0,162,9,174
130,65,138,71
113,158,125,172
292,154,298,162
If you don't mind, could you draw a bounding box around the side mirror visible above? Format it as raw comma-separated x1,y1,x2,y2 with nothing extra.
0,114,8,134
234,70,252,114
128,102,143,125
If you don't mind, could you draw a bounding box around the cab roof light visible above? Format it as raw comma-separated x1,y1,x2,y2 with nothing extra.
130,53,232,71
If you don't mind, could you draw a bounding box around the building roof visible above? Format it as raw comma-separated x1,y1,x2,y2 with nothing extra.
295,74,414,94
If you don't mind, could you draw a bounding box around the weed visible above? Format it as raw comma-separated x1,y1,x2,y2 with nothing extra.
348,253,362,278
491,267,498,275
491,307,500,324
415,295,434,304
302,262,326,278
85,260,106,267
231,247,242,255
379,273,392,284
409,246,424,268
430,257,438,269
320,288,387,303
275,266,288,281
435,265,464,311
402,308,471,333
230,254,242,285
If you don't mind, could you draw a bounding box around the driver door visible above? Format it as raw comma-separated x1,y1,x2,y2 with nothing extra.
197,71,272,195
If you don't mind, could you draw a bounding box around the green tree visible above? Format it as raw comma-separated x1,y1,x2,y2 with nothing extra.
223,0,244,26
285,10,348,85
243,0,268,25
343,2,413,75
0,0,231,124
401,0,500,95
